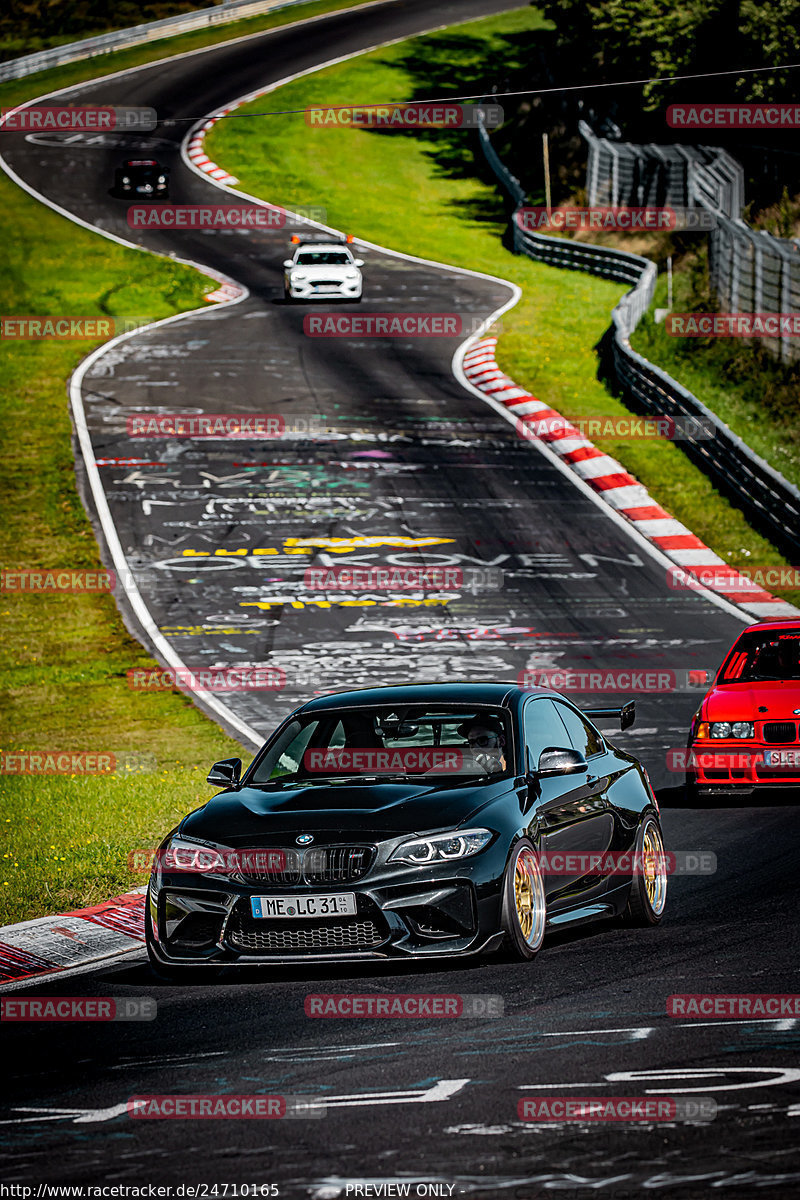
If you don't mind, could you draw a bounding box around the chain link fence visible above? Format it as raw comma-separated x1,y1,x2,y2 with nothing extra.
476,113,800,559
582,120,800,365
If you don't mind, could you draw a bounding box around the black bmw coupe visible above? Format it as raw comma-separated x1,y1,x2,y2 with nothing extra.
146,682,667,971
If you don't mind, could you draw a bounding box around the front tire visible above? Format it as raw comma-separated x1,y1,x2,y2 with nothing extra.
623,814,668,926
500,839,547,960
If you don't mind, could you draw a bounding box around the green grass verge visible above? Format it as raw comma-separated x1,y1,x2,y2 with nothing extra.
0,0,382,925
0,167,249,923
207,6,800,604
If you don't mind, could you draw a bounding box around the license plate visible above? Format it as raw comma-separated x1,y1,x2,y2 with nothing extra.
764,749,800,767
250,893,356,919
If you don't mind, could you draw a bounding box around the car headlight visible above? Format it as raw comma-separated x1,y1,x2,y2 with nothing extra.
344,270,359,279
291,271,307,281
121,176,130,185
389,828,492,865
160,835,232,878
698,721,754,739
157,175,166,184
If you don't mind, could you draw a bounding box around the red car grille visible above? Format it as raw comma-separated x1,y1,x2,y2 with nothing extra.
762,722,797,744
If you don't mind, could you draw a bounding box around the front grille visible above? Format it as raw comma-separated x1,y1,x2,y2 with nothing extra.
763,722,797,744
240,845,374,886
227,914,385,954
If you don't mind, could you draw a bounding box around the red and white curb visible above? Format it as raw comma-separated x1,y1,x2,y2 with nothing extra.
463,338,800,621
0,890,145,990
202,262,247,304
186,109,240,188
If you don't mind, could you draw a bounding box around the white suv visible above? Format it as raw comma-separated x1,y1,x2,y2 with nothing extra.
283,237,364,302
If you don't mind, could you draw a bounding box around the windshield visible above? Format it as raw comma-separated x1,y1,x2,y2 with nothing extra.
295,251,351,265
248,705,513,786
719,629,800,682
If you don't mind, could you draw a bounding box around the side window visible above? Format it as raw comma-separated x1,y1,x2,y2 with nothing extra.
554,702,604,758
524,699,572,768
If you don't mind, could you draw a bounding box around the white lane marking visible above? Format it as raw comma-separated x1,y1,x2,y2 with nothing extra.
517,1066,800,1093
311,1079,470,1108
1,1079,470,1123
608,1067,800,1092
539,1026,655,1040
676,1018,798,1030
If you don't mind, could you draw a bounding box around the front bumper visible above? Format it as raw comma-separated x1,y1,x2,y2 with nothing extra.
687,741,800,789
285,278,361,300
148,851,506,966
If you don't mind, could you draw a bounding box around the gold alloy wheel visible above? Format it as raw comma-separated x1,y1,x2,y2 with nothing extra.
642,821,668,915
513,846,545,947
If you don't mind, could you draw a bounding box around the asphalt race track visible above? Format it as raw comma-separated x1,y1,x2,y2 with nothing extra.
1,0,799,1194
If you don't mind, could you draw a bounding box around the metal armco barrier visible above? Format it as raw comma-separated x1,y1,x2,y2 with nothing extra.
0,0,313,82
476,113,800,559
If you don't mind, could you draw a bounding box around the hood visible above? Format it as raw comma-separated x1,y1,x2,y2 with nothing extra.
703,680,800,721
180,777,512,846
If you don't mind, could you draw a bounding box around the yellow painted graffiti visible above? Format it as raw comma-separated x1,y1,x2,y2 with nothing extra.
181,535,454,558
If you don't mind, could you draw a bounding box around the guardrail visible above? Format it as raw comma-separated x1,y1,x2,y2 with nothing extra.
476,114,800,558
0,0,312,83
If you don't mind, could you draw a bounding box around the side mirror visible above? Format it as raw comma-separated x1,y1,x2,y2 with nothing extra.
283,259,294,268
353,258,364,267
537,746,588,777
207,757,242,788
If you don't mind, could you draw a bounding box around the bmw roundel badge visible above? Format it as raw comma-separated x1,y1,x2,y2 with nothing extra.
296,834,314,845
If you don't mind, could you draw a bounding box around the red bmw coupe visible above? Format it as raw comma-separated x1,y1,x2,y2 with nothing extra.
687,619,800,797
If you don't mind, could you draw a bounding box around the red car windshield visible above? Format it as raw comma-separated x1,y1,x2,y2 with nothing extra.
720,629,800,682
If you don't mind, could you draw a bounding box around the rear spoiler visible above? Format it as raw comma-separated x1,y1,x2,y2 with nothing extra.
583,700,636,731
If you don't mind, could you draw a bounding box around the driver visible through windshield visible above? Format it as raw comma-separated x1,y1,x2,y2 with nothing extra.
249,706,512,786
720,629,800,682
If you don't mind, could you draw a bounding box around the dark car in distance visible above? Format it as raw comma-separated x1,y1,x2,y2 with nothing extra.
146,682,667,972
113,158,169,198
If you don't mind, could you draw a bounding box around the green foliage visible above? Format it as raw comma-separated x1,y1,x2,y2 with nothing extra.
539,0,800,111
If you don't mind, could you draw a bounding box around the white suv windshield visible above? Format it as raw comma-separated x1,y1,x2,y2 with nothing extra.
295,251,351,265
